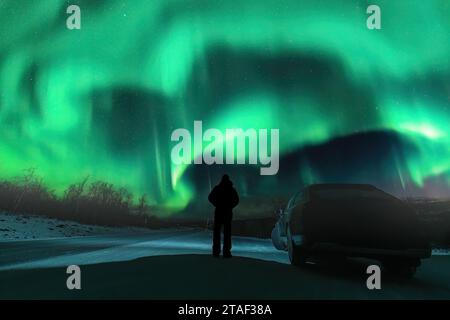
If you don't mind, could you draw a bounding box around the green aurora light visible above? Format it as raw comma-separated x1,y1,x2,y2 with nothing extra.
0,0,449,210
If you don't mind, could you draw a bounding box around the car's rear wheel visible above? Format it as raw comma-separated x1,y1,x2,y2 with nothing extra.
383,259,420,278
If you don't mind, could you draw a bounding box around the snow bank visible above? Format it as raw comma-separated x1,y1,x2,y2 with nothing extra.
0,212,150,241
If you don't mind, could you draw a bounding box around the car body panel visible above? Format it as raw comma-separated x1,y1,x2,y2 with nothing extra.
271,184,432,262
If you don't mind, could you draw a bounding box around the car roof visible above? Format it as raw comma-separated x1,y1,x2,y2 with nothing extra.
305,183,399,201
308,183,377,191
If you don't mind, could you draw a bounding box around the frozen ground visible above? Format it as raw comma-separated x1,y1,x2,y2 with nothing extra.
0,213,449,299
0,231,449,299
0,229,289,271
0,212,150,241
0,212,447,271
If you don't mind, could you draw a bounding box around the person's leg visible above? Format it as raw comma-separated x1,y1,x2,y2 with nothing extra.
223,215,232,257
212,214,221,256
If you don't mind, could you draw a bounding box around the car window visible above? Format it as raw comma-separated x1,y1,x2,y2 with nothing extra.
286,196,294,210
286,195,294,210
311,188,395,201
287,191,303,210
293,191,304,207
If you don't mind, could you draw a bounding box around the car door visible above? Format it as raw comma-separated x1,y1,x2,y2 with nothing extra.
284,192,302,232
286,191,306,244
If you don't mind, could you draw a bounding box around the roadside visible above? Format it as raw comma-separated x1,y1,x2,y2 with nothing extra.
0,212,151,241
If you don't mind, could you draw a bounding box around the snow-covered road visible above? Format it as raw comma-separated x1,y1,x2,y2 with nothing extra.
0,229,289,271
1,229,450,299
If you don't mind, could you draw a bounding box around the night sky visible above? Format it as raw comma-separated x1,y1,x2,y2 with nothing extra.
0,0,449,212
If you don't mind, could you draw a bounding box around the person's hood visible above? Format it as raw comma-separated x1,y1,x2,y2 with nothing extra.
219,179,233,187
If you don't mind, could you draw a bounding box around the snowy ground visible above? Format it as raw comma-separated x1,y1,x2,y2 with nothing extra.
0,212,151,241
1,213,449,299
0,211,447,272
0,229,288,271
0,230,449,299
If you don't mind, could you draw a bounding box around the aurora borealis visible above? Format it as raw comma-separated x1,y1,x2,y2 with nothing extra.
0,0,449,213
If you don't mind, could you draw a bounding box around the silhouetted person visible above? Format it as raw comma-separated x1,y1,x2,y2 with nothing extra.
208,174,239,258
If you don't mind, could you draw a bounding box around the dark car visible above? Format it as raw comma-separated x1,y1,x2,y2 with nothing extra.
271,184,431,277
